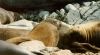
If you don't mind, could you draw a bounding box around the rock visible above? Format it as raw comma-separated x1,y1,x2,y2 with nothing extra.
83,2,91,6
5,19,39,30
40,47,60,55
65,4,77,11
0,25,33,30
49,12,58,19
86,8,100,21
85,4,100,21
91,1,97,5
18,40,46,52
51,50,73,55
55,9,67,21
38,11,49,20
57,1,100,24
82,6,98,19
21,11,39,21
24,10,49,22
8,19,33,27
43,47,60,53
0,40,35,55
0,8,13,24
74,52,100,55
73,3,80,9
0,8,23,24
97,1,100,4
79,7,90,16
66,10,82,25
59,9,66,17
79,2,100,23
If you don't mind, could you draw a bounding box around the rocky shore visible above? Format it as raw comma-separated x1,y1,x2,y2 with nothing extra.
0,0,100,55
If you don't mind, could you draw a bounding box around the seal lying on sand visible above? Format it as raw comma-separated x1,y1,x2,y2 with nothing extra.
57,20,100,52
6,18,60,47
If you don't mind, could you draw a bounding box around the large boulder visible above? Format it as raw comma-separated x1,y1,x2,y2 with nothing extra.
0,8,23,24
7,19,37,30
18,40,46,52
0,40,35,55
0,19,38,30
41,47,60,55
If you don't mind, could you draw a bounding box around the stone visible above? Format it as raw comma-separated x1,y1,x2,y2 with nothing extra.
0,25,32,30
0,40,35,55
40,47,60,55
18,40,46,52
8,19,33,27
66,10,82,25
79,2,100,23
83,2,91,6
38,11,49,20
51,50,73,55
5,19,39,30
79,7,90,16
73,3,80,9
55,9,67,21
59,9,66,17
43,47,60,53
0,8,22,24
91,1,97,5
49,12,58,19
65,4,77,11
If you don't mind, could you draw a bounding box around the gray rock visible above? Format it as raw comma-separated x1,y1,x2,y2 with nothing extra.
62,1,100,24
83,2,92,6
97,1,100,4
79,7,90,16
8,19,33,27
0,19,38,30
44,47,60,53
18,40,46,52
38,11,49,20
0,25,33,30
79,2,100,23
86,2,100,21
0,8,22,24
91,1,97,5
40,47,60,55
66,10,82,25
55,9,67,21
51,50,73,55
73,3,80,9
86,9,100,21
65,4,77,11
49,12,58,19
0,40,35,55
59,9,66,17
6,19,36,30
